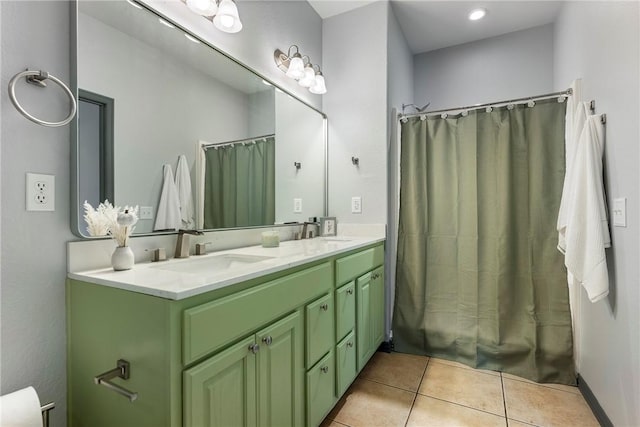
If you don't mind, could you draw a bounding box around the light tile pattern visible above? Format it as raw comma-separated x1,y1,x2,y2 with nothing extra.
323,352,599,427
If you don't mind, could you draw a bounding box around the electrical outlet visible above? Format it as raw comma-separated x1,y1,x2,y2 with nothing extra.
139,206,153,220
293,198,302,213
26,173,55,211
351,196,362,214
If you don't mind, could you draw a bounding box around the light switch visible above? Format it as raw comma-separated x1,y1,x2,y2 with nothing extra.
612,198,626,227
351,196,362,214
293,198,302,213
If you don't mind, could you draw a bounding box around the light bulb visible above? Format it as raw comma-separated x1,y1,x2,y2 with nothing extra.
468,8,487,21
286,55,305,80
214,0,243,33
186,0,217,16
298,65,316,87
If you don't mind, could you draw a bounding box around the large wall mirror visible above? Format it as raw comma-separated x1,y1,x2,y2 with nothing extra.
72,0,326,237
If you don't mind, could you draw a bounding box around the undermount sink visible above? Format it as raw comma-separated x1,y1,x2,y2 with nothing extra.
320,237,353,242
150,253,274,275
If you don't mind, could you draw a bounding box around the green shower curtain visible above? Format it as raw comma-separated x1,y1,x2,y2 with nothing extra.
203,137,275,229
393,99,575,384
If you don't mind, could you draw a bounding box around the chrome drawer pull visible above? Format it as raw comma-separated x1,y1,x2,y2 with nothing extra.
262,336,273,346
248,343,260,354
320,366,329,373
320,303,329,311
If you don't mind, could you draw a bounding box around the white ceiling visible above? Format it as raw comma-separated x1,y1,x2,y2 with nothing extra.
307,0,563,54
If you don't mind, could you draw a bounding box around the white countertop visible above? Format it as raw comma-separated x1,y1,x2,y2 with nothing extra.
68,236,385,300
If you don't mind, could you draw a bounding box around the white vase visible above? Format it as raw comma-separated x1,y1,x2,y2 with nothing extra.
112,246,134,271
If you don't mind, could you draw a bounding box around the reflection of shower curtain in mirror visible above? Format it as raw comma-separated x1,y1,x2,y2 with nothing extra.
393,99,575,385
203,137,275,229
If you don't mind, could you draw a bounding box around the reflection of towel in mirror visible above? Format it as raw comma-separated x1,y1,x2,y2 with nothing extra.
154,164,181,231
175,155,194,229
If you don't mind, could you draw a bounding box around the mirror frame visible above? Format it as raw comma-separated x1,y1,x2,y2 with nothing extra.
70,0,328,238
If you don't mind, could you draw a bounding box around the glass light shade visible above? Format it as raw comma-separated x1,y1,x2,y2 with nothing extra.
309,74,327,94
298,65,316,87
186,0,218,16
286,55,305,80
213,0,243,33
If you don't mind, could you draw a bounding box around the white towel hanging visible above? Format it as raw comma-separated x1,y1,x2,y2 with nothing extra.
175,155,194,229
154,164,181,231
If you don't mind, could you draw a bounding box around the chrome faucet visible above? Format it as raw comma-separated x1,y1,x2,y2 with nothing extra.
301,221,320,239
175,229,204,258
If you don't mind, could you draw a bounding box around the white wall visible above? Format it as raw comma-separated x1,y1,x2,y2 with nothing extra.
386,3,413,341
413,24,555,109
554,2,639,425
0,2,322,425
323,2,388,224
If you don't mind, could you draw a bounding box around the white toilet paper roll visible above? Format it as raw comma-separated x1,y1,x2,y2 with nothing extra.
0,386,42,427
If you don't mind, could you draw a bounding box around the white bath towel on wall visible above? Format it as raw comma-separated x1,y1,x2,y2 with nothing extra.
557,100,590,251
154,164,182,231
562,114,610,303
175,155,194,229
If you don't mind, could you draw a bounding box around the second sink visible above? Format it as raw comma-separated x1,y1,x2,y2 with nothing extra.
151,253,274,275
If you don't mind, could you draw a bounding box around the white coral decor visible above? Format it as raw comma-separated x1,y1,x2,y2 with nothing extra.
83,200,139,247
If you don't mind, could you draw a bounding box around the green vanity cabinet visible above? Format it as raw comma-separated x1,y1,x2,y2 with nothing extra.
356,266,385,371
184,310,304,427
67,242,385,427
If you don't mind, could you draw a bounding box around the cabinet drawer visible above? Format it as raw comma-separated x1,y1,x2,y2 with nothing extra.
336,331,357,398
305,293,334,368
336,245,384,286
335,281,355,341
306,350,335,427
184,262,331,365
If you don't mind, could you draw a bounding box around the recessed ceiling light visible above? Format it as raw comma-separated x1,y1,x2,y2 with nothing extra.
126,0,143,10
158,18,175,29
468,8,487,21
184,33,201,44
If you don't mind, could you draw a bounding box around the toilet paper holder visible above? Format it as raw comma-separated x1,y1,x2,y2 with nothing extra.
41,401,55,427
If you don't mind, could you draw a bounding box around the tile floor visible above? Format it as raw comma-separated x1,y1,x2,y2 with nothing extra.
322,352,600,427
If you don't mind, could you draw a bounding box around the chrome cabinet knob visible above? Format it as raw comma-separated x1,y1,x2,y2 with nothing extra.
347,289,354,295
347,341,353,348
320,303,329,311
248,343,260,354
321,366,329,373
262,336,273,346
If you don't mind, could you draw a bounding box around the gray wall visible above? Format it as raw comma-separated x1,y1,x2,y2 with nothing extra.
554,2,639,425
323,2,389,224
1,2,73,426
0,1,322,425
413,24,555,109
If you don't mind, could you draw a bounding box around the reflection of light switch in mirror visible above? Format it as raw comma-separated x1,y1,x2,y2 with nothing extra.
612,198,626,227
294,198,302,213
140,206,153,220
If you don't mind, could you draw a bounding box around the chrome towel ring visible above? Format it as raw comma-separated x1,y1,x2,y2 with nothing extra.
8,69,77,127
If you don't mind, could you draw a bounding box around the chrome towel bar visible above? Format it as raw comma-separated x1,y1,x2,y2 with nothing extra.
7,69,77,127
94,359,138,402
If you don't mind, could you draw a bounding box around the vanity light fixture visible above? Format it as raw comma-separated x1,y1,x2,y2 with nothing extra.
182,0,243,34
468,8,487,21
274,45,328,95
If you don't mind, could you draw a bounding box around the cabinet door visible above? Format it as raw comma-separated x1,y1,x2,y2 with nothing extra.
306,293,334,368
336,281,356,342
356,272,373,371
371,266,385,349
256,311,304,427
306,350,335,427
184,336,257,427
336,331,357,397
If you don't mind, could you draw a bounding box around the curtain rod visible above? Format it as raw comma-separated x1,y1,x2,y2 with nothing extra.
203,133,275,150
399,88,573,120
